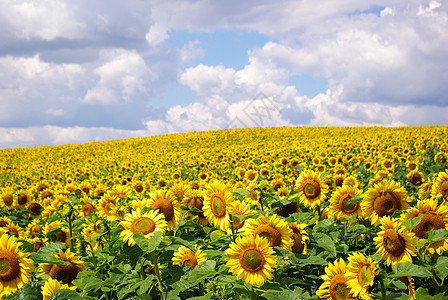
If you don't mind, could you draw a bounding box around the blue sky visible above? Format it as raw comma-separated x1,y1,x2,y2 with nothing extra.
0,0,447,148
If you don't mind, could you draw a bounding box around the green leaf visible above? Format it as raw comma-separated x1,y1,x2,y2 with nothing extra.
171,260,217,295
426,228,448,243
180,205,203,213
31,252,70,266
188,292,214,300
233,188,250,196
347,195,363,204
37,242,66,254
49,289,83,300
133,231,163,253
435,256,448,280
403,216,423,231
297,255,328,266
17,282,44,300
314,233,336,257
262,286,312,300
320,171,330,178
391,262,432,278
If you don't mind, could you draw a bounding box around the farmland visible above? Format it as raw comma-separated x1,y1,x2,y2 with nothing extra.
1,126,448,299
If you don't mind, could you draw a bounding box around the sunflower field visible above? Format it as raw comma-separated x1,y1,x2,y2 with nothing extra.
1,126,448,300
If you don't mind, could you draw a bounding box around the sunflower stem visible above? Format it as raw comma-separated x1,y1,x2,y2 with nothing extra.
230,214,237,242
379,276,387,300
68,212,74,252
151,251,166,300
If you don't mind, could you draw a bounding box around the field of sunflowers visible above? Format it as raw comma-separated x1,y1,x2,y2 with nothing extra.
1,126,448,300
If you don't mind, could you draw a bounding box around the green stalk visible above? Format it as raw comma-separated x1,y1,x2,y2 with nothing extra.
379,276,387,300
151,252,166,300
68,212,74,252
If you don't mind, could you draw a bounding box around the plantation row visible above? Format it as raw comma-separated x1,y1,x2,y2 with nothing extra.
0,126,447,299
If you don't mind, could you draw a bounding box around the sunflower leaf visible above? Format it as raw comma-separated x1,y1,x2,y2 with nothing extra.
435,256,448,280
426,228,448,243
17,282,44,300
233,188,250,196
49,289,83,300
391,262,432,278
347,195,363,204
180,205,203,213
403,216,423,231
31,251,70,266
36,242,66,254
133,231,163,253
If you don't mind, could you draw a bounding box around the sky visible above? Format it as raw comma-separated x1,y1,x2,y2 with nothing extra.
0,0,447,149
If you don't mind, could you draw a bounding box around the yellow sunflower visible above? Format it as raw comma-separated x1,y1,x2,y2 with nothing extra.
41,278,77,300
97,193,119,221
0,234,34,298
39,248,86,284
399,198,448,255
203,180,234,231
294,169,329,209
182,189,207,225
244,183,261,207
228,200,254,234
289,222,309,255
362,179,410,226
374,216,417,266
244,214,293,251
328,185,363,221
0,221,25,240
225,235,277,286
172,245,207,268
316,258,353,300
346,252,379,300
43,221,71,246
119,208,167,246
406,170,425,187
14,189,34,210
0,187,15,210
432,171,448,202
148,189,181,230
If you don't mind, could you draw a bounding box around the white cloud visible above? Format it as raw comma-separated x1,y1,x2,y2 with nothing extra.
83,49,156,104
1,0,85,40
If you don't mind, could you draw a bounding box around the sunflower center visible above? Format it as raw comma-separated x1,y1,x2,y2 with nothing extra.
0,251,21,281
56,230,68,243
409,174,423,185
132,217,156,235
291,228,304,254
383,229,406,257
29,202,43,216
3,195,13,206
182,253,198,268
135,185,144,193
303,181,321,199
210,195,226,217
105,201,116,214
359,265,372,285
374,192,401,217
153,199,175,222
240,248,265,272
189,197,204,217
413,213,445,239
329,274,350,300
49,263,79,284
17,195,29,205
254,224,282,247
339,195,358,213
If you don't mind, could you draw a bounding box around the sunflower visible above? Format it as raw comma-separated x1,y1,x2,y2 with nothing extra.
182,189,208,225
172,245,207,268
0,234,34,297
203,180,234,231
225,235,277,286
97,193,119,221
0,221,26,240
120,208,167,246
406,170,424,187
228,200,254,234
245,183,261,207
0,187,15,209
399,198,448,255
41,278,77,300
168,182,191,202
244,214,293,250
14,189,33,210
328,185,363,221
43,221,71,246
289,222,309,255
346,252,379,300
148,189,181,230
245,169,258,183
374,216,417,266
316,258,353,300
39,248,86,284
362,179,410,226
432,171,448,202
294,169,329,209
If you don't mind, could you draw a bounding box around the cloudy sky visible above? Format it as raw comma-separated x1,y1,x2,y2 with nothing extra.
1,0,447,148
